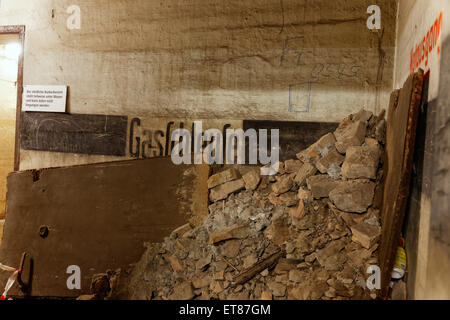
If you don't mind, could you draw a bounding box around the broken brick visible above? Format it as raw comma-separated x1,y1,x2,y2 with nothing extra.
297,188,313,203
350,222,380,249
242,169,261,191
341,145,380,179
268,192,283,205
334,120,366,154
209,224,249,244
271,175,294,195
294,163,318,186
167,255,184,271
169,282,195,300
192,276,212,289
284,159,304,173
306,175,342,199
296,133,336,163
289,199,305,220
279,192,298,207
171,223,192,238
315,149,345,174
209,179,245,202
353,109,373,124
207,168,241,189
261,290,272,300
329,179,375,213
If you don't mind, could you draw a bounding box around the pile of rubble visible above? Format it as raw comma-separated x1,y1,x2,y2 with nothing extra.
97,109,386,300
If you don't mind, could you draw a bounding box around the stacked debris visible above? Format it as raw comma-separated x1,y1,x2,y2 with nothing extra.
105,109,386,300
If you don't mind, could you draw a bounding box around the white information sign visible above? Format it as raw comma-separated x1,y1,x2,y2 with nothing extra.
22,85,67,112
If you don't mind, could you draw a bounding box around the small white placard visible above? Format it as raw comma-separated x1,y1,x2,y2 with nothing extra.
22,85,67,112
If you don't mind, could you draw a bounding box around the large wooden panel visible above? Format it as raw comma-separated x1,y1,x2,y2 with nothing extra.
379,70,424,298
20,112,128,156
0,158,209,298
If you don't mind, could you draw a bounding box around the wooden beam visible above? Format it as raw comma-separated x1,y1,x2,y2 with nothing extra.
379,69,424,298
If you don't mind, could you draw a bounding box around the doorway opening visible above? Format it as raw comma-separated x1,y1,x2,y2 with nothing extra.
0,26,24,241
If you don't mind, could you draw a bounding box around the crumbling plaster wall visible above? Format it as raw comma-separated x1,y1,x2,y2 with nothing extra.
394,0,450,300
0,0,396,170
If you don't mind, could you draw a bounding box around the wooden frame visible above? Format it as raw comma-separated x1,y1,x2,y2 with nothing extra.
0,25,25,171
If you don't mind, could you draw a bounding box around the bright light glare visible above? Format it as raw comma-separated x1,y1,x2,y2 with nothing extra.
3,43,22,60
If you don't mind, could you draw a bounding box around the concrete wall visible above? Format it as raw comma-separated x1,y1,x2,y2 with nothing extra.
0,34,19,220
395,0,450,300
0,0,396,170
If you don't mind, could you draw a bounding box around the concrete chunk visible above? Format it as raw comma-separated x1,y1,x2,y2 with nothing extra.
341,145,380,179
329,179,376,213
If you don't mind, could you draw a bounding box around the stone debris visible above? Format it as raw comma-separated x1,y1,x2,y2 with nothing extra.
261,290,272,300
279,192,298,207
209,179,245,202
341,146,380,180
112,109,385,301
271,174,294,195
334,120,366,154
297,133,336,163
167,255,184,271
307,175,342,199
294,163,318,186
315,149,345,176
353,109,373,124
289,199,305,220
297,188,313,203
170,282,195,300
284,159,304,173
171,223,192,238
84,269,126,300
209,223,250,244
350,222,381,249
242,169,261,191
207,168,241,189
329,180,376,213
91,273,110,299
76,294,97,300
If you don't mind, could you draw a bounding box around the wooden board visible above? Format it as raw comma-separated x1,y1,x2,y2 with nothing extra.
20,112,128,156
0,158,209,298
379,70,424,298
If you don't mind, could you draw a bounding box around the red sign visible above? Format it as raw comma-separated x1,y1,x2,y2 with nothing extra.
410,12,443,73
